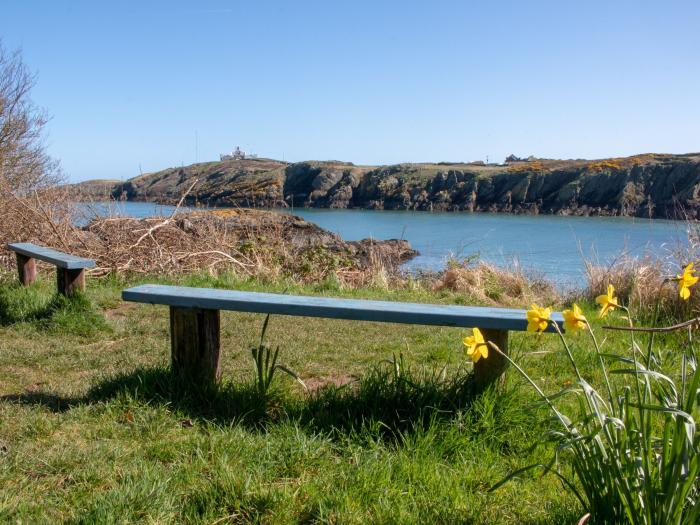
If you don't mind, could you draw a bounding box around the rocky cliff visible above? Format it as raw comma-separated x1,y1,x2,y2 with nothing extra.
75,153,700,219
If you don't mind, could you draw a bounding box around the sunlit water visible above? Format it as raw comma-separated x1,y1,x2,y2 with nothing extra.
77,201,690,289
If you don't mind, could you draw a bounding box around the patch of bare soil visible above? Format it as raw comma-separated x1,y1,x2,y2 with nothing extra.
104,302,139,320
304,374,358,393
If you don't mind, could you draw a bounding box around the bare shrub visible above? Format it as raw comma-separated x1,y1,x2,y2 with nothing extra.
0,188,76,270
43,209,400,287
0,41,61,193
0,40,70,267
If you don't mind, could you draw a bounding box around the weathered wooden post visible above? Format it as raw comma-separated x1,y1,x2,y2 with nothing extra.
57,268,86,296
15,253,37,286
474,328,509,389
169,306,221,382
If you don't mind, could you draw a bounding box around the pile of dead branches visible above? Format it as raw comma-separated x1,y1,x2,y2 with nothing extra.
80,212,258,276
0,187,76,269
1,199,407,285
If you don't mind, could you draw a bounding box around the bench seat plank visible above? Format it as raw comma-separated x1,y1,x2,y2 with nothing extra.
122,284,564,332
7,242,95,269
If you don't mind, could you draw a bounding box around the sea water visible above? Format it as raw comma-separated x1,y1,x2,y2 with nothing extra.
76,201,689,288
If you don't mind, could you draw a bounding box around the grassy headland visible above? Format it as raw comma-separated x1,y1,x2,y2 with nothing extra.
71,153,700,219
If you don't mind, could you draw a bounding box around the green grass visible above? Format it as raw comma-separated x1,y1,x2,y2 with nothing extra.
0,270,687,523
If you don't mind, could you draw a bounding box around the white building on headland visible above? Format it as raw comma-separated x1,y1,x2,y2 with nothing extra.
220,146,258,161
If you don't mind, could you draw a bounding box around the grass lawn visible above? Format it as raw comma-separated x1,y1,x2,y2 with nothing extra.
0,271,683,524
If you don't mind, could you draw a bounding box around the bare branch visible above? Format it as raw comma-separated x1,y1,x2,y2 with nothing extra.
603,317,700,333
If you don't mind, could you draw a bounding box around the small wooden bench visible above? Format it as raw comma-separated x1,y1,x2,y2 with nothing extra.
6,242,95,296
122,284,564,387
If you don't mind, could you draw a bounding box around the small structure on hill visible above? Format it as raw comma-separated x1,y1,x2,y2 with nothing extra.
220,146,246,161
505,154,539,164
220,147,258,161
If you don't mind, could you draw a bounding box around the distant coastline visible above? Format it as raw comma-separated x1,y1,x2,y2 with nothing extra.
68,153,700,220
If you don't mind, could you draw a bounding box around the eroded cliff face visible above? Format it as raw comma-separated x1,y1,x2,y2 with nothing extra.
280,155,700,218
89,153,700,219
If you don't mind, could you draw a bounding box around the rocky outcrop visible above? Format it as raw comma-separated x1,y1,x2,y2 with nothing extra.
110,158,288,207
191,209,418,268
67,179,121,201
74,153,700,219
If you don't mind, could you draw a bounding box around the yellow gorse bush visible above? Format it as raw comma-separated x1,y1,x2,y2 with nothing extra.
587,159,624,172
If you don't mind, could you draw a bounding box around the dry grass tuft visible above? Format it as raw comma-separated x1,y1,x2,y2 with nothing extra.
582,249,700,319
432,259,559,307
584,256,668,308
507,160,546,173
1,198,415,288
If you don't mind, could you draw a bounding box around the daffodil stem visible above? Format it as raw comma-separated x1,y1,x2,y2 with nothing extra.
622,304,653,496
602,317,700,332
487,342,570,430
585,320,614,408
551,322,583,384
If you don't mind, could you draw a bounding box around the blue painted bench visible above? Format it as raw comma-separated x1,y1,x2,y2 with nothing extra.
122,284,564,385
6,242,95,296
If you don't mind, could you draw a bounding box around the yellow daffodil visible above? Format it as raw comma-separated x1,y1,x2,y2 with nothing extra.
562,303,587,333
675,263,698,301
527,303,551,332
595,284,618,318
463,328,489,363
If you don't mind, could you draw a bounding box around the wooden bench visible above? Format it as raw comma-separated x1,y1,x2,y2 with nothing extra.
122,284,564,387
6,242,95,296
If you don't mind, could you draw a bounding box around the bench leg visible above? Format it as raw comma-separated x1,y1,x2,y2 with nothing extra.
57,268,86,296
169,306,221,383
16,254,37,286
474,329,509,389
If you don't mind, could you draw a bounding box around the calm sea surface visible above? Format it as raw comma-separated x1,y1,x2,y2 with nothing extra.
77,201,690,288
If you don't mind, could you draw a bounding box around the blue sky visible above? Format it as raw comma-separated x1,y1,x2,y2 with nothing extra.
3,1,699,182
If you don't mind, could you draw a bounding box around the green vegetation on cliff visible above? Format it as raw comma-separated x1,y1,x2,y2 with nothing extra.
75,153,700,219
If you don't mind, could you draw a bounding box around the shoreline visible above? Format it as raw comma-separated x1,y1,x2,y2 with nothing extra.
73,194,696,222
75,194,695,222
